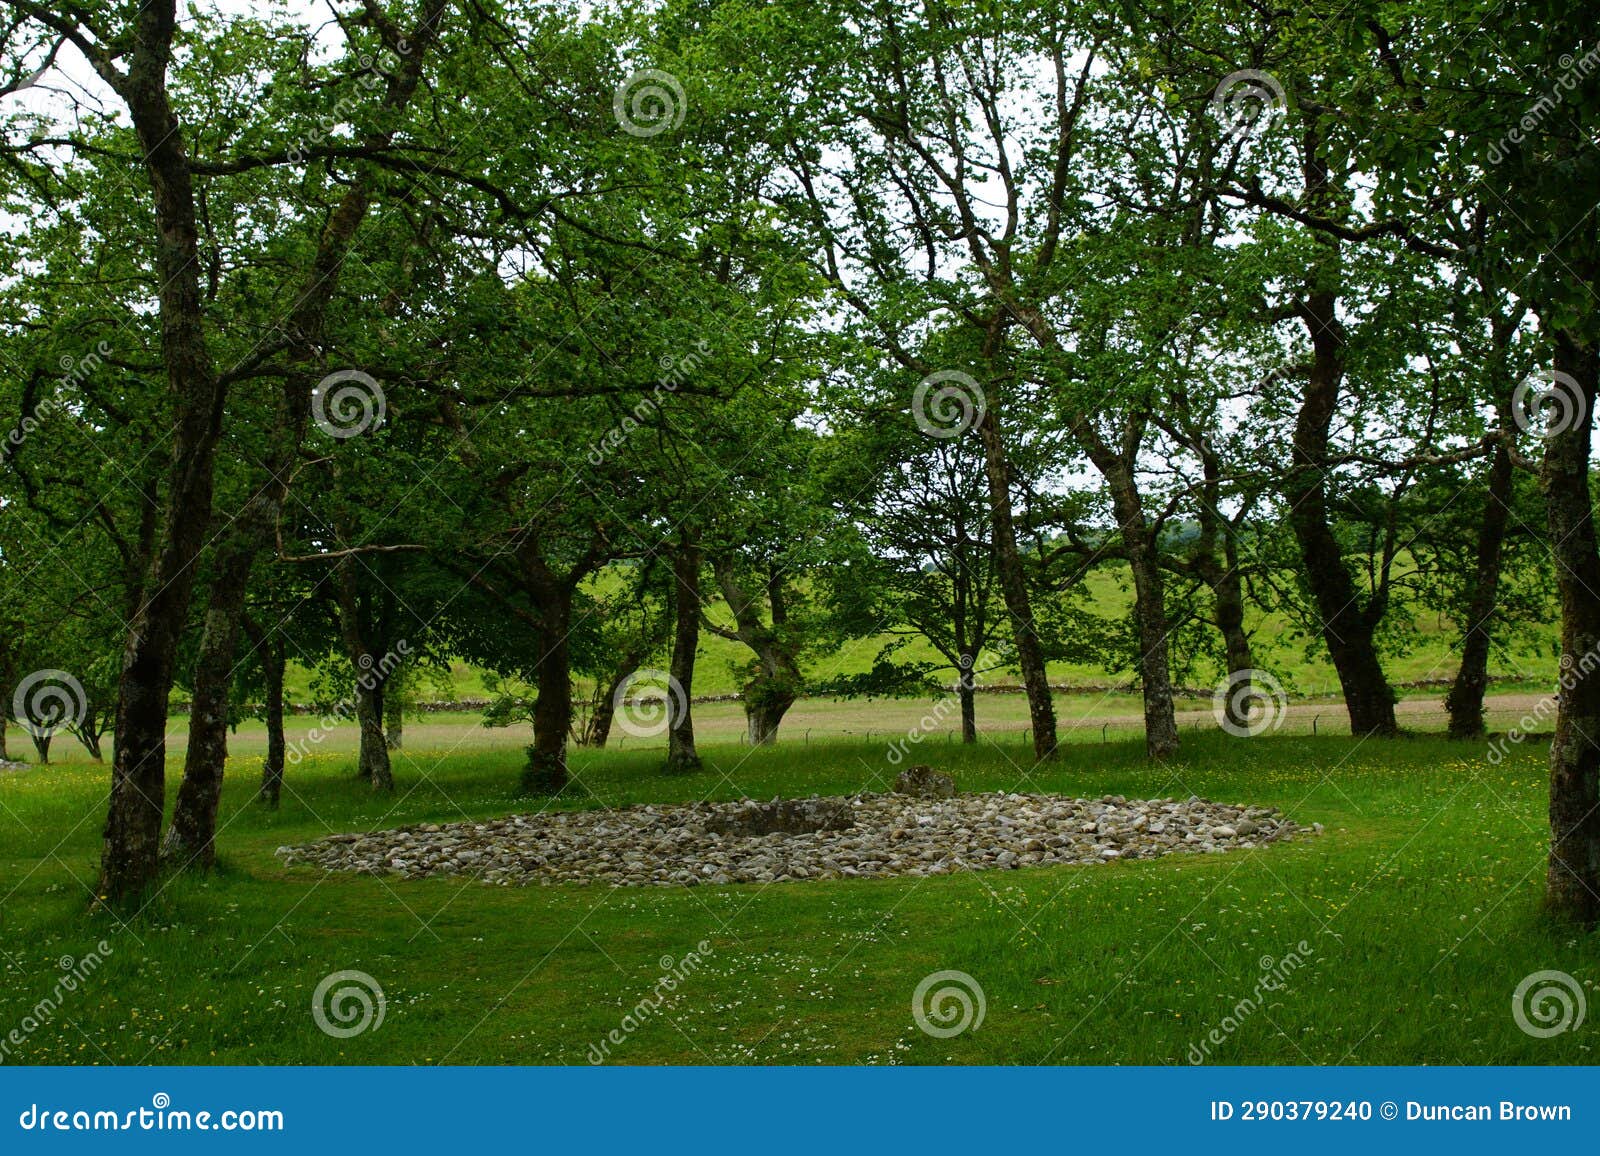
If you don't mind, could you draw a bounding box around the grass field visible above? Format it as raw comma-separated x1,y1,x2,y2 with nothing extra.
273,560,1562,706
2,715,1595,1066
7,688,1568,771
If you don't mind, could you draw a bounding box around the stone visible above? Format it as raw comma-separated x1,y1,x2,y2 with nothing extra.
276,792,1313,889
893,765,957,799
701,796,855,837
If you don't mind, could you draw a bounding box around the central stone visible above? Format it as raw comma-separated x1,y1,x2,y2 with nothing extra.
701,797,855,837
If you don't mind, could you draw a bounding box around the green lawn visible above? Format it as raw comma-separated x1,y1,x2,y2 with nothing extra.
1,723,1594,1066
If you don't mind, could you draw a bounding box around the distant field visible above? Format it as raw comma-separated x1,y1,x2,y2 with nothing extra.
271,559,1560,708
12,690,1559,772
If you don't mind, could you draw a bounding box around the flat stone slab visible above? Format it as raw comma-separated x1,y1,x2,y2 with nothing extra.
702,796,855,836
276,792,1315,888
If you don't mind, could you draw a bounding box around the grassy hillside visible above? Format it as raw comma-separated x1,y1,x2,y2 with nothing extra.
279,561,1559,707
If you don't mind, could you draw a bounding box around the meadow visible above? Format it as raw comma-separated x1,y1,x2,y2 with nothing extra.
2,702,1593,1066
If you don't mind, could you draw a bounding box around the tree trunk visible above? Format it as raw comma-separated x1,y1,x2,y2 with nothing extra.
712,557,804,749
257,629,286,807
1541,334,1600,926
744,684,796,746
524,586,573,794
100,0,228,903
586,682,618,748
958,658,977,743
1195,535,1257,732
973,407,1057,760
163,532,259,868
384,680,405,750
1445,438,1515,739
30,731,50,765
354,676,392,790
667,541,702,772
0,642,12,761
1102,458,1179,757
74,722,105,761
103,632,186,899
587,647,647,748
1188,441,1258,730
336,561,394,791
1285,289,1398,737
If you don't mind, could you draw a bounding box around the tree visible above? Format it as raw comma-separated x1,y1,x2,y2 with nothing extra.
0,0,455,896
821,424,1003,742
